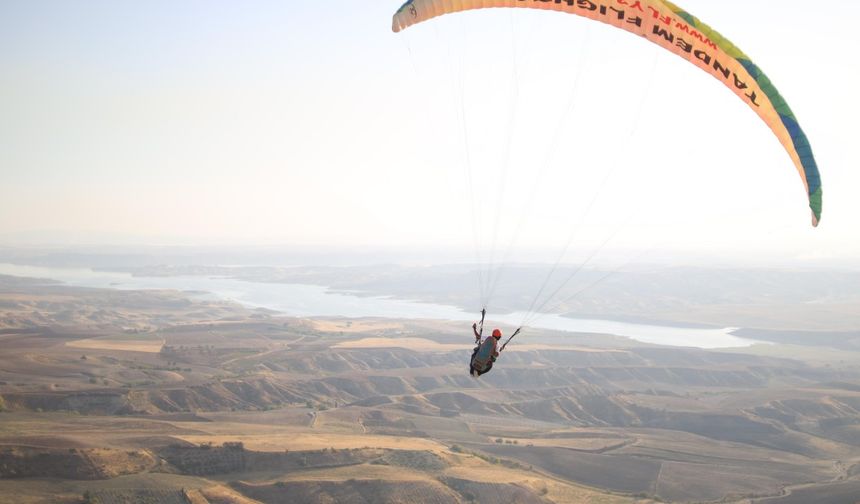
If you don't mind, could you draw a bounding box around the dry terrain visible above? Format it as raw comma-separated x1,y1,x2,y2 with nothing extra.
1,274,859,503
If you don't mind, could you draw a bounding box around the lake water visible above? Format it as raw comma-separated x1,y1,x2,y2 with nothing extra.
0,263,756,349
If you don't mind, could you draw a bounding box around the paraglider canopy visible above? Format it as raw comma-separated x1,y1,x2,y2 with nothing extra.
392,0,822,226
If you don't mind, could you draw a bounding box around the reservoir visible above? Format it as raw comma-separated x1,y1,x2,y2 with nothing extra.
0,263,755,349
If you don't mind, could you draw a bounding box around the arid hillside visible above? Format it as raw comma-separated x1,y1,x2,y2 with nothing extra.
1,277,859,503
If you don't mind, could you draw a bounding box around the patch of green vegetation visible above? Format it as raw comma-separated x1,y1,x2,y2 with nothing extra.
0,395,6,412
448,443,528,470
468,449,531,471
128,361,189,372
82,490,101,504
380,450,447,471
121,380,157,388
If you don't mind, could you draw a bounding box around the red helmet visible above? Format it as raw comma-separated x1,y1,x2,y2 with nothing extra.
492,328,502,338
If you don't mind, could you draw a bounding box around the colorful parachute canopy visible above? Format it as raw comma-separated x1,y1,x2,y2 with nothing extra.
393,0,822,226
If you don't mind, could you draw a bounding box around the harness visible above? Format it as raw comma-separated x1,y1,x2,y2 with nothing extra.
471,337,497,371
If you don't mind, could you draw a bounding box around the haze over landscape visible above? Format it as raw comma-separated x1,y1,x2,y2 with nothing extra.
1,1,859,503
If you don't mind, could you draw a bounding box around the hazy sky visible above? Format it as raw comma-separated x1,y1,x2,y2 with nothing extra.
1,1,857,266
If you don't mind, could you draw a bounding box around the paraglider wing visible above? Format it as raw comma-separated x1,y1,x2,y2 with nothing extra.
392,0,822,226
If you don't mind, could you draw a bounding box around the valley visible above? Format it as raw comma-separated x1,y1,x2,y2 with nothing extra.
1,274,859,503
